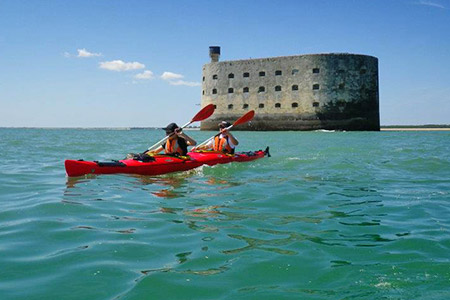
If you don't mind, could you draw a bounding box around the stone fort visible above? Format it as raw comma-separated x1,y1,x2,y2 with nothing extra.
200,46,380,131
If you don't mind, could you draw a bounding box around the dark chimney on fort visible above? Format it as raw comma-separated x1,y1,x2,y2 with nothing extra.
209,46,220,62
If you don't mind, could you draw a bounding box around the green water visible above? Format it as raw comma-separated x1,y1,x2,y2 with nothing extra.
0,128,449,299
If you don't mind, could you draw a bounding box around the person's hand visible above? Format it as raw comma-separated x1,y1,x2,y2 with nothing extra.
175,128,183,136
220,128,228,136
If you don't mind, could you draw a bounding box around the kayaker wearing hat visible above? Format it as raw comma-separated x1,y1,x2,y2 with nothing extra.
148,123,197,156
195,121,239,154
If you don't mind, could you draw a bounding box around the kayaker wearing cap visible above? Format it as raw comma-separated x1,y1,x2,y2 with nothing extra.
195,121,239,154
149,123,197,156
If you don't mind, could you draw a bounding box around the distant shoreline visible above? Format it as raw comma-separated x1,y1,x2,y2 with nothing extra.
381,128,450,131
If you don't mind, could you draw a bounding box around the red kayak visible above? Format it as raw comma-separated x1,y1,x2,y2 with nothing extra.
188,147,270,166
65,148,270,177
65,155,203,177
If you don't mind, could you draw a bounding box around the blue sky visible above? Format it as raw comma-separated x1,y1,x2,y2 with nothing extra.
0,0,449,127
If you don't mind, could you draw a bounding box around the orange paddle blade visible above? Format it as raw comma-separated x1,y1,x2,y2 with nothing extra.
191,104,215,122
233,110,255,126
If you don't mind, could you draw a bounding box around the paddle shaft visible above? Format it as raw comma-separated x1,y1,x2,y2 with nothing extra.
195,124,234,148
145,104,215,152
195,110,254,149
147,120,193,152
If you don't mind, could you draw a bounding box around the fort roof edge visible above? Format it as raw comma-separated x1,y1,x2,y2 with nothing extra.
203,52,378,66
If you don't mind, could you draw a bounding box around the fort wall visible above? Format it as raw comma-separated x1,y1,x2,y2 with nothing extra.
200,49,380,131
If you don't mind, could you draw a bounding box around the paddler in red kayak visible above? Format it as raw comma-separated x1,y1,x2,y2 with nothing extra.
194,121,239,154
148,123,197,156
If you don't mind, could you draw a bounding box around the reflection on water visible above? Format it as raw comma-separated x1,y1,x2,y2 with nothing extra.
65,175,98,189
62,171,404,259
184,205,222,218
134,174,188,199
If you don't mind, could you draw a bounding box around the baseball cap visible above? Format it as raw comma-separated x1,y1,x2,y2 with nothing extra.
162,123,179,133
218,121,232,128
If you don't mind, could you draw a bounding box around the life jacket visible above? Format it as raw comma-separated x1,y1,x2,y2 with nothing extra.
214,135,234,154
165,138,185,155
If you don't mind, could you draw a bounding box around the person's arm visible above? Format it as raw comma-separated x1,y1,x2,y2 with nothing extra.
221,129,239,146
148,145,164,154
192,139,213,151
177,130,197,146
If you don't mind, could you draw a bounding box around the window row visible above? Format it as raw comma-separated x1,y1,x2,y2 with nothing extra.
204,67,370,81
225,102,320,109
206,84,320,95
206,68,320,80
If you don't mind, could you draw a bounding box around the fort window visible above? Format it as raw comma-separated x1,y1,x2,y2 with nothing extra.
202,90,205,95
212,74,218,80
213,105,217,109
313,84,320,90
275,103,281,108
259,103,264,108
228,104,233,109
275,70,282,76
259,71,265,77
275,85,282,92
212,88,217,94
292,85,298,91
292,102,298,108
292,69,299,75
243,87,249,93
313,102,320,107
202,76,205,81
243,104,249,109
228,88,234,94
258,86,265,93
228,73,234,79
313,68,320,74
243,72,250,78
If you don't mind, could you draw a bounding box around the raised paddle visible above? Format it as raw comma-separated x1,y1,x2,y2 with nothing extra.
195,110,255,149
146,104,215,152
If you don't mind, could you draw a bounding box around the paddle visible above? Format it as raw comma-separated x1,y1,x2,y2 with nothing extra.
146,104,215,152
194,110,255,149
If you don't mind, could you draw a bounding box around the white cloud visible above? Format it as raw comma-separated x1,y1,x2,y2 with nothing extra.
99,60,145,71
168,80,201,87
77,48,102,58
416,0,446,9
135,70,154,80
160,71,200,87
161,71,184,80
63,52,71,58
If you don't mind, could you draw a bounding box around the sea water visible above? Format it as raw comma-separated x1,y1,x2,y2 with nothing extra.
0,128,449,299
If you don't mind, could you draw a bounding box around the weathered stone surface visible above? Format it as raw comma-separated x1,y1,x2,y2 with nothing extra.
200,53,380,131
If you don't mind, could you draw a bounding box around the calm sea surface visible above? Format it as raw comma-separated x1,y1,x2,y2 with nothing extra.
0,128,449,300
